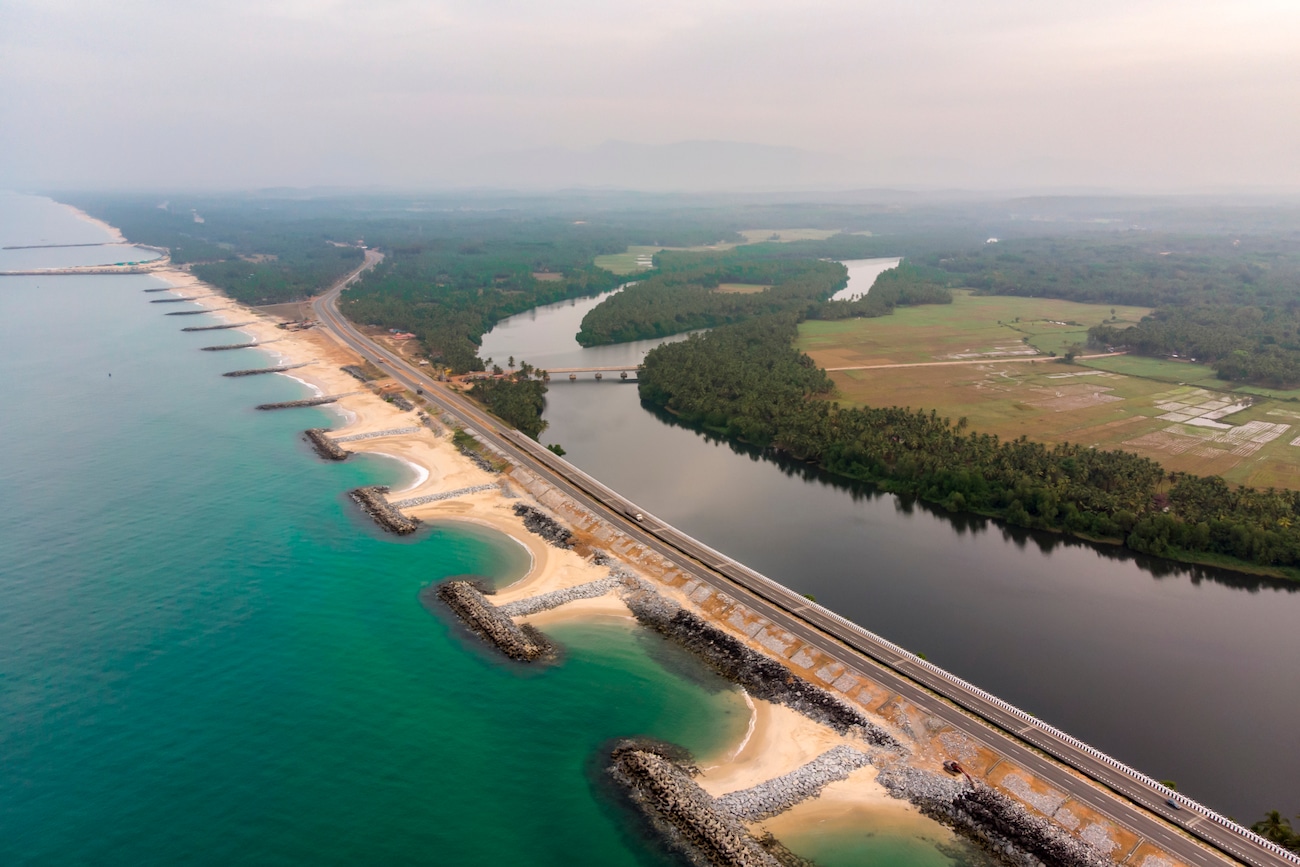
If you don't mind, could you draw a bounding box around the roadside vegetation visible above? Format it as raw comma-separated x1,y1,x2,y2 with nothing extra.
466,364,549,440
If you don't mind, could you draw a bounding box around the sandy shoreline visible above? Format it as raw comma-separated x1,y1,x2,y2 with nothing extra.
141,265,980,843
66,204,128,244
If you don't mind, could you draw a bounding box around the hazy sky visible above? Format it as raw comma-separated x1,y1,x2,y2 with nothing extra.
3,0,1298,191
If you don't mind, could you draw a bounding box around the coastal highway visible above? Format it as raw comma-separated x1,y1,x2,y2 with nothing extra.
310,278,1292,867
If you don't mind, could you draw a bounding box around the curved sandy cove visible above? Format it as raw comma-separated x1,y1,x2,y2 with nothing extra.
150,266,939,840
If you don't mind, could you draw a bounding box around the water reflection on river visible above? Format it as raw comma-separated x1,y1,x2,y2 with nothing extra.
480,275,1300,821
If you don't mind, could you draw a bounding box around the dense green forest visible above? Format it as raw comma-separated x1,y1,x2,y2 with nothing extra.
343,245,623,371
813,263,955,319
68,195,366,305
466,367,549,439
919,236,1300,387
576,256,847,346
1089,306,1300,386
640,315,1300,576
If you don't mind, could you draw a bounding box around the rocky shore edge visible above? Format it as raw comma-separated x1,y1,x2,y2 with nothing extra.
877,765,1113,867
621,583,899,746
348,485,420,534
607,740,787,867
304,428,350,461
435,580,554,662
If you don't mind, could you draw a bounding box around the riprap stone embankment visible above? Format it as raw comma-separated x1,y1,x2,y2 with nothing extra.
434,580,554,662
877,766,1113,867
348,485,420,534
608,741,784,867
512,503,575,548
715,745,875,822
304,429,350,461
622,584,898,745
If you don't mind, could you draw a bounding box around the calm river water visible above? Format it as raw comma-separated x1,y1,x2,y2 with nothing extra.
481,276,1300,822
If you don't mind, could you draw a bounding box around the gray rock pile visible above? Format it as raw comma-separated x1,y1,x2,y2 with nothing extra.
304,428,350,461
621,585,898,745
512,504,574,548
608,741,783,867
435,580,553,662
347,485,420,534
388,483,498,509
496,574,628,617
877,766,1114,867
458,443,499,474
717,745,875,822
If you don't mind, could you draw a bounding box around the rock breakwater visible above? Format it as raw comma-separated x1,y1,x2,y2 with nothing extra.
347,486,420,534
256,396,340,410
512,504,574,548
223,362,311,377
435,580,553,661
496,574,627,617
622,586,897,745
304,429,350,461
716,745,875,822
877,766,1113,867
608,741,784,867
164,310,208,316
200,342,261,351
182,321,255,332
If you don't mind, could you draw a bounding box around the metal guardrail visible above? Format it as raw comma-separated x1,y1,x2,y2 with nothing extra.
505,431,1298,867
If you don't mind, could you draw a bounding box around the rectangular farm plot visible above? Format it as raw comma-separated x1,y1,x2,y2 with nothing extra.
796,291,1150,368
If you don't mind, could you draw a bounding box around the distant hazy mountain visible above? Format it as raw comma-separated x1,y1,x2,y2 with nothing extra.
450,140,862,191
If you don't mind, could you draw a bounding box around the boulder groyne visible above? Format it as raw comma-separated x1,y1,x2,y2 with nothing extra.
435,580,553,661
495,574,627,617
304,429,350,461
332,426,422,443
622,586,897,745
388,484,498,509
716,745,875,822
150,297,195,303
182,321,255,332
256,396,339,410
223,362,311,377
201,342,261,351
607,741,784,867
348,485,420,534
165,310,209,316
512,504,575,548
877,766,1113,867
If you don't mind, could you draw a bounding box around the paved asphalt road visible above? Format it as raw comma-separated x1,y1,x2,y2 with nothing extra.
310,272,1289,867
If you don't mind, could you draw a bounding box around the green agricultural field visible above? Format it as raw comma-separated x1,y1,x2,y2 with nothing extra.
595,230,849,275
795,290,1300,489
796,290,1149,368
1073,354,1226,388
593,245,664,275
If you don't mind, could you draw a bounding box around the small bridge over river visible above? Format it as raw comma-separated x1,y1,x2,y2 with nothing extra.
543,365,642,381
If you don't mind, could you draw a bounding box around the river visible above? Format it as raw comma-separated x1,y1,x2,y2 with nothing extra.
480,267,1300,822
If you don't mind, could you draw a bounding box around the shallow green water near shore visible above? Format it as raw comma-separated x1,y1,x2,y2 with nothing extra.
0,195,963,866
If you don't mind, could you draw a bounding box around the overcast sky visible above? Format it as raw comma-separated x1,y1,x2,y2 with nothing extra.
3,0,1298,192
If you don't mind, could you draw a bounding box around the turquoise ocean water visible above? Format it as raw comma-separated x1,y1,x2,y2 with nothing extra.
0,195,961,866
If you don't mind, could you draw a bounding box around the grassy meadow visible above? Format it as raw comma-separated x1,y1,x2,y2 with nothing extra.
796,291,1300,489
